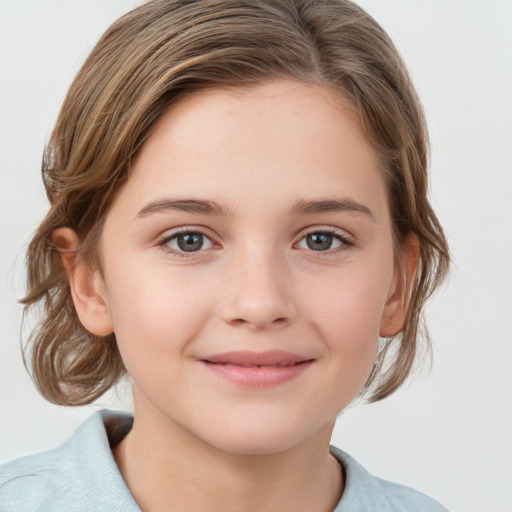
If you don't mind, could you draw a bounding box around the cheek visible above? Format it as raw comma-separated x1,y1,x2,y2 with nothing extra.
310,269,389,325
104,263,214,362
302,259,392,364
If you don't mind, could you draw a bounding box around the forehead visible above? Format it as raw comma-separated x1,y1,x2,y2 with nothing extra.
117,80,388,221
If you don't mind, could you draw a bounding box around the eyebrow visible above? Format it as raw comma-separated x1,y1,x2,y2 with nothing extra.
290,198,374,219
135,196,374,220
136,198,229,218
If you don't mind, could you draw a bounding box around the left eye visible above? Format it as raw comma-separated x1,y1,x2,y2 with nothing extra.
296,232,344,252
165,232,214,253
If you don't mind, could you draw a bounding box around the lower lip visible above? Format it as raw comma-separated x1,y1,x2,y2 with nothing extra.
202,360,313,388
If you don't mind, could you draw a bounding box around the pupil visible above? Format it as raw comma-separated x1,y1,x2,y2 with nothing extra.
307,233,332,251
177,233,203,252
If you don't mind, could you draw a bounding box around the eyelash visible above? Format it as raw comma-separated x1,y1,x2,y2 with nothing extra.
157,228,213,259
157,227,354,259
298,227,354,257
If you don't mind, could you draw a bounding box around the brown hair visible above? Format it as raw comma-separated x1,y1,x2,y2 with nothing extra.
22,0,449,405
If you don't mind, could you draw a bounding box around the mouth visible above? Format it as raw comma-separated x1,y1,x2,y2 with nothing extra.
200,350,314,387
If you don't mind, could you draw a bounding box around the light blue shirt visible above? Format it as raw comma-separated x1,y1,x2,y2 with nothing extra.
0,410,448,511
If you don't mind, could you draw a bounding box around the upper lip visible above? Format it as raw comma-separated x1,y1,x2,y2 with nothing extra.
201,350,313,367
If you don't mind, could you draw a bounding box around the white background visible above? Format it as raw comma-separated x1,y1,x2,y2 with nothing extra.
1,1,511,511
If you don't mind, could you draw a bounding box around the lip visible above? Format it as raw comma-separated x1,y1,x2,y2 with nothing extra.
200,350,314,388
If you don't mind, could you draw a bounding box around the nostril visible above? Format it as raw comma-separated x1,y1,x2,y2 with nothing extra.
229,317,288,328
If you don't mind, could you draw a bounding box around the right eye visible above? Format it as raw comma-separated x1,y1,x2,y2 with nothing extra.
160,230,214,254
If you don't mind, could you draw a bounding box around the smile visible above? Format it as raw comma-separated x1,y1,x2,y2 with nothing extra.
200,350,314,387
210,362,302,368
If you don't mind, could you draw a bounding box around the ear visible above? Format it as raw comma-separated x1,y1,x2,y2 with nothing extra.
379,234,420,337
52,227,114,336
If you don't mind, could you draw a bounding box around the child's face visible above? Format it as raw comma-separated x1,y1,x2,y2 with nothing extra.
85,80,407,454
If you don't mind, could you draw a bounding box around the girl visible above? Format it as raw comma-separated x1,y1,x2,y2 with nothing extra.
0,0,450,510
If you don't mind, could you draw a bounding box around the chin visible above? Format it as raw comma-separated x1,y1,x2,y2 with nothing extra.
215,435,300,456
204,418,319,457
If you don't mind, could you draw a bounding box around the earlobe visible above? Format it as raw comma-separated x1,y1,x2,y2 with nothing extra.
379,234,420,337
52,227,114,336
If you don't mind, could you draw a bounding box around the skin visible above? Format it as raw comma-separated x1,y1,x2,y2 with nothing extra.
54,80,418,512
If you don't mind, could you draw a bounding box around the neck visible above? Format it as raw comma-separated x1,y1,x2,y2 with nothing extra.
113,402,343,512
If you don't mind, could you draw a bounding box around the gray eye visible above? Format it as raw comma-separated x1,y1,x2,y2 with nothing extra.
297,232,343,252
168,232,213,252
178,233,203,252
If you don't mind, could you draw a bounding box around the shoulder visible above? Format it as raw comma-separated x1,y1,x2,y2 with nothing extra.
0,446,67,512
331,446,449,512
0,410,139,512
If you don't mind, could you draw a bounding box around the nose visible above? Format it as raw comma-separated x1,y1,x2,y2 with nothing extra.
219,248,298,331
